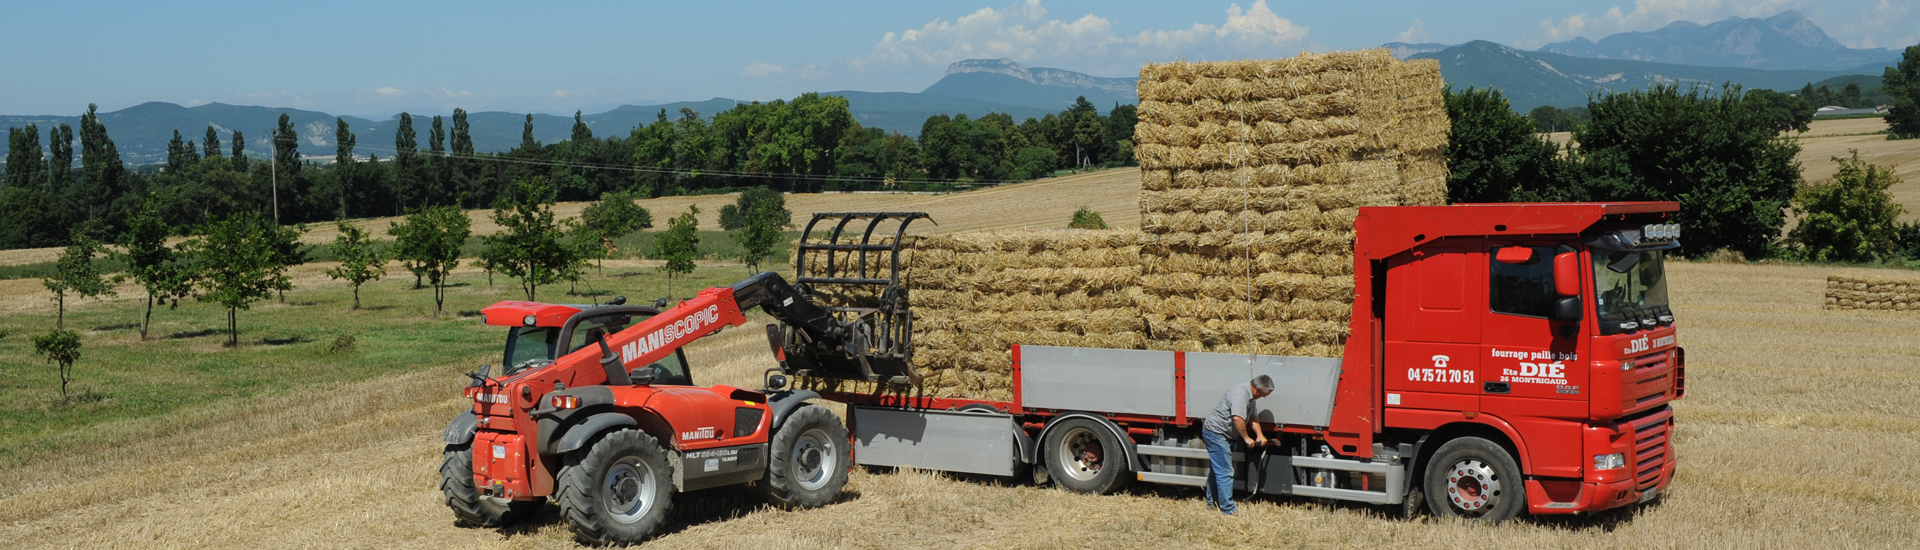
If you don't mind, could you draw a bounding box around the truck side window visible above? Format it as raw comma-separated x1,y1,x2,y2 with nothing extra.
1489,246,1558,318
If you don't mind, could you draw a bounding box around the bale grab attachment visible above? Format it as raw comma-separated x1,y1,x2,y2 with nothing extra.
784,212,933,385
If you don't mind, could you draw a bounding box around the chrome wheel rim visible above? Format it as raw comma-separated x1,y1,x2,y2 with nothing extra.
1446,458,1500,514
1056,427,1103,481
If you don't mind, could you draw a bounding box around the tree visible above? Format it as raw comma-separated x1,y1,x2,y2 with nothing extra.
43,228,116,330
230,130,247,174
484,178,575,301
203,126,222,159
77,104,127,226
718,186,789,230
268,223,308,303
653,205,701,300
1887,45,1920,139
186,214,288,346
578,190,652,273
31,329,82,402
388,206,470,315
1743,89,1815,133
272,113,301,223
5,124,46,190
334,117,357,219
116,195,191,339
734,202,784,273
451,109,475,207
1068,206,1110,229
394,112,421,210
1571,83,1803,257
1789,150,1908,262
1443,87,1567,203
325,222,386,310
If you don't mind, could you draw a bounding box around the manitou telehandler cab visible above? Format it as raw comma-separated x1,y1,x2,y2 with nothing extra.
440,212,930,546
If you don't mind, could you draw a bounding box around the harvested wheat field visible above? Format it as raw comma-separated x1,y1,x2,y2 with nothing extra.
3,259,1916,549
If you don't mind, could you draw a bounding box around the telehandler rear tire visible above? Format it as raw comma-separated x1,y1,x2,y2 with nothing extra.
557,429,676,545
762,404,849,509
439,444,542,527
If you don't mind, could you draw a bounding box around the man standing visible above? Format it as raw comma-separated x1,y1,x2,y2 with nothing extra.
1202,375,1274,515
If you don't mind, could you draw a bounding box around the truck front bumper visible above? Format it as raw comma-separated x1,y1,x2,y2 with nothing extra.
1524,452,1675,514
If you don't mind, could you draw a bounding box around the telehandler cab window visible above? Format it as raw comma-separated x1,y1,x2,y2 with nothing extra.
565,315,633,355
1489,245,1559,318
503,327,559,375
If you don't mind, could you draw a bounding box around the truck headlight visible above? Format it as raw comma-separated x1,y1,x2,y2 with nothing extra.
1594,453,1626,471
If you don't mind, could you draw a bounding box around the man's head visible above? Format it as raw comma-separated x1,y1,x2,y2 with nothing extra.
1251,375,1274,398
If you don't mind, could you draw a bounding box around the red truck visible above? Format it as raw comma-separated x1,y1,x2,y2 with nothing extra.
444,204,1683,545
800,203,1683,522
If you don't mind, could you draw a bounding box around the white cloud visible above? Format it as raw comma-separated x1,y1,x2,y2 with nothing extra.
1528,0,1812,46
1835,0,1917,49
1396,19,1429,44
375,87,406,97
860,0,1309,71
550,89,597,99
742,61,788,79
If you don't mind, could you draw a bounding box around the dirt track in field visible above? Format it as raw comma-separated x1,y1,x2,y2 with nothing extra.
5,261,1917,549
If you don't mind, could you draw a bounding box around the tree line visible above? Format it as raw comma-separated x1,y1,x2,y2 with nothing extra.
1,94,1137,252
1444,45,1920,263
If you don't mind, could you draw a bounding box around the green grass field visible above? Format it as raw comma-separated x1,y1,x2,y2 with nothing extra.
0,261,754,471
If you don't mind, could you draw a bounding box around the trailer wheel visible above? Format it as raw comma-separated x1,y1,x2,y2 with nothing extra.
556,429,675,545
439,444,542,527
1043,418,1130,494
763,404,850,509
1423,437,1525,523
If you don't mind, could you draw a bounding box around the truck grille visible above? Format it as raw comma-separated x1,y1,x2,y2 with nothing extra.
1622,354,1674,415
1629,407,1673,490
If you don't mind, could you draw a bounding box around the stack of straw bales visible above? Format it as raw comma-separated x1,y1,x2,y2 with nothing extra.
798,230,1145,400
1132,49,1451,356
1825,274,1920,311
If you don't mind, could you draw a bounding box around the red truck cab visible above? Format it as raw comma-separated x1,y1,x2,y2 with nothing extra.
1331,202,1683,515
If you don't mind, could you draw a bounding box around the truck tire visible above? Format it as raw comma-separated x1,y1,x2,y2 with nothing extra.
1042,418,1130,494
439,444,542,527
556,429,675,545
1423,437,1526,523
763,404,849,509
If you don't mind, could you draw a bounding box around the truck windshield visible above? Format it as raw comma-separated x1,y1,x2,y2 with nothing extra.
503,327,559,375
1593,249,1669,322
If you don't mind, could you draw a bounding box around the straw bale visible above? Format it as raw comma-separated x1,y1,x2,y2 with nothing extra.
1824,274,1920,311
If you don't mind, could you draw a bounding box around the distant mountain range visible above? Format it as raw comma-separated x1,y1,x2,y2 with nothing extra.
1408,40,1884,111
1538,11,1899,71
0,59,1132,166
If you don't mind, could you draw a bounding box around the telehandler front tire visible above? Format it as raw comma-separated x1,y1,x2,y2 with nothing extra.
763,404,849,509
439,444,542,527
557,429,676,545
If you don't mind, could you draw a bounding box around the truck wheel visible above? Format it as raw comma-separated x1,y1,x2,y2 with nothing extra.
763,404,850,509
439,444,542,527
1423,437,1526,523
556,429,675,545
1043,418,1130,494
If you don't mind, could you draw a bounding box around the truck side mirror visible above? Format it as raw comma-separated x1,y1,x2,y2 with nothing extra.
1552,296,1583,323
1553,252,1581,297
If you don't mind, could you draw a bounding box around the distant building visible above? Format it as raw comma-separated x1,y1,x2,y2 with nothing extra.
1813,105,1881,117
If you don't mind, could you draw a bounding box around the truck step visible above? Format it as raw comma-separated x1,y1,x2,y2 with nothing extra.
1136,472,1207,486
1135,444,1243,461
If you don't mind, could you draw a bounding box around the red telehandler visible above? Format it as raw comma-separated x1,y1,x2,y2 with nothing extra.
440,213,927,545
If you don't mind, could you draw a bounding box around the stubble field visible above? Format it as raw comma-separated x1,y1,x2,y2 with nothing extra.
1,167,1917,549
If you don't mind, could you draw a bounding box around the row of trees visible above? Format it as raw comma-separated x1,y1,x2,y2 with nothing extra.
1,95,1137,252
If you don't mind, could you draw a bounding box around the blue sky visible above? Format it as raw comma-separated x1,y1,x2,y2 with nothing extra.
4,1,1915,117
